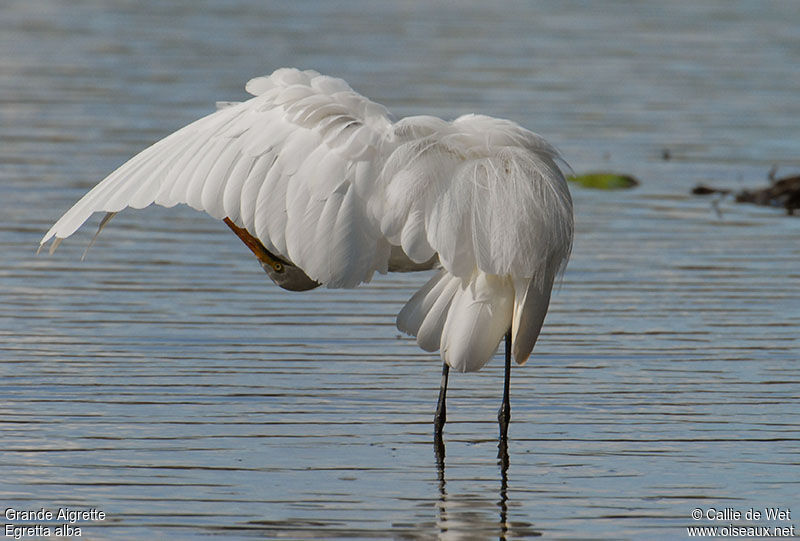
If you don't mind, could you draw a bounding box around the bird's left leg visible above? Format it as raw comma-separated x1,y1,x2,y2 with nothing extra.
498,330,512,444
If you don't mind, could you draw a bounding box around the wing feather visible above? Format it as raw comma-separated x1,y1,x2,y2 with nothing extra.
239,151,276,233
220,153,257,223
127,135,196,209
327,185,365,287
183,138,229,213
155,134,212,208
199,146,242,219
254,157,288,255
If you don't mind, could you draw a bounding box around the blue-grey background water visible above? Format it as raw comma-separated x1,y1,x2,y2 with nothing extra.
1,1,798,539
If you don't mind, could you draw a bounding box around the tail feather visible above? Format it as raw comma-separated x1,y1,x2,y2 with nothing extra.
440,273,513,372
397,270,514,372
397,270,460,351
511,274,555,365
398,270,556,372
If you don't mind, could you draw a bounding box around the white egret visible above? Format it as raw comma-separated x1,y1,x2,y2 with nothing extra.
40,68,574,447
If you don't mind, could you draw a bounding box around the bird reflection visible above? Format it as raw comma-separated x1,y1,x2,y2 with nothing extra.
431,441,540,540
498,440,510,537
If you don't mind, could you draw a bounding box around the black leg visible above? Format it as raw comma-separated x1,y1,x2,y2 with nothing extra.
434,362,449,457
498,330,512,445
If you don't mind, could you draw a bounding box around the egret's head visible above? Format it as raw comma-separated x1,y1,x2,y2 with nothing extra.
260,259,320,292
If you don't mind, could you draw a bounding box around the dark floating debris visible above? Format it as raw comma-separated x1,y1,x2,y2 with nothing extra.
693,172,800,215
568,172,639,190
691,185,730,196
736,175,800,214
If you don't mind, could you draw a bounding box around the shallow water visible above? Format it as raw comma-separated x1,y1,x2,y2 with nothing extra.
1,1,799,539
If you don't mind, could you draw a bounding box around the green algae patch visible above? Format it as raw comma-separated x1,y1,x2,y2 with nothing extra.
568,173,639,190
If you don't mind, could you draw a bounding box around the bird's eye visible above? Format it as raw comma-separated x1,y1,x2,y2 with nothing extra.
272,262,284,273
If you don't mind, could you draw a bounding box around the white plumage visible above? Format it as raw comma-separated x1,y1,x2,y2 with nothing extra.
41,68,573,374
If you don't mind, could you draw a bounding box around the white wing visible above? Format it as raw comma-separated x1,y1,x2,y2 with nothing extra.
42,68,573,371
41,68,395,288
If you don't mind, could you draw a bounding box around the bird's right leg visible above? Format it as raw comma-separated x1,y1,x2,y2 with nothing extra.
434,362,449,451
498,330,512,444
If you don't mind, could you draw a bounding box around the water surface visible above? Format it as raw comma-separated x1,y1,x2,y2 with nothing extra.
1,1,798,539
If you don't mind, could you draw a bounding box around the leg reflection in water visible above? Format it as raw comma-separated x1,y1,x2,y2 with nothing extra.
433,441,540,539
